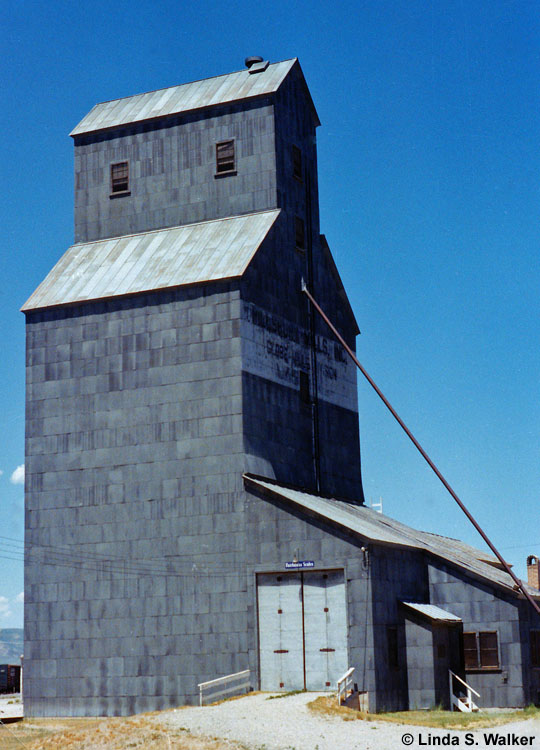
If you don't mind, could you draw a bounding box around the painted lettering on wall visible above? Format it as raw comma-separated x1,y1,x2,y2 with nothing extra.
241,303,357,411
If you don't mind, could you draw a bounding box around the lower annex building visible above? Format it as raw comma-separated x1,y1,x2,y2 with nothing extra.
22,56,540,716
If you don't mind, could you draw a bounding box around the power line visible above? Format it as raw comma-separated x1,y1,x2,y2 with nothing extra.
0,537,247,579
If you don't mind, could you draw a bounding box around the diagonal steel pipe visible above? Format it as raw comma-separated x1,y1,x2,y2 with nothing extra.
301,279,540,615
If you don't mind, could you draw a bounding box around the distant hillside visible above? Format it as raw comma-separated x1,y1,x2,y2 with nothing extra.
0,628,23,664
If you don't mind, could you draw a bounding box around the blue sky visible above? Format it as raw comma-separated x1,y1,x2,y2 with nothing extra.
1,0,539,628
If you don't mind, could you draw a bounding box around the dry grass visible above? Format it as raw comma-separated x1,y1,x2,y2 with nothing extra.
308,696,540,729
0,715,246,750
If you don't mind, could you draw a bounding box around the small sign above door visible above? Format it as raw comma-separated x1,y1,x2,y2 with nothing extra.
285,560,315,569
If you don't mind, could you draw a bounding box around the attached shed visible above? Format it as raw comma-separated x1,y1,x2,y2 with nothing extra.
245,476,540,711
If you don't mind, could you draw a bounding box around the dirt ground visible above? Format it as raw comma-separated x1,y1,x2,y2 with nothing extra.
3,695,539,750
0,715,245,750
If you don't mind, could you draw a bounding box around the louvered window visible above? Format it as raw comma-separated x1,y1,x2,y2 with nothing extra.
216,140,235,174
111,161,129,194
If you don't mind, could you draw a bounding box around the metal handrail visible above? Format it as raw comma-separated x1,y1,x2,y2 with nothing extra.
198,669,250,707
449,669,480,698
337,667,355,705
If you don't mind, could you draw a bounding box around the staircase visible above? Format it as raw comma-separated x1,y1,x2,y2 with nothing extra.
449,670,480,712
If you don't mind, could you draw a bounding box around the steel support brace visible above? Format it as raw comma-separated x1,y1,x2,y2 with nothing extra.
301,279,540,616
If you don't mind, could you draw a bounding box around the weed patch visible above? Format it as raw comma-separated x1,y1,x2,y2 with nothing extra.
307,696,540,730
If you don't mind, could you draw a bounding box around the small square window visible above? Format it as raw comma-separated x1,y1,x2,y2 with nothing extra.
479,631,499,668
216,140,235,174
295,217,305,250
110,161,129,194
292,145,302,181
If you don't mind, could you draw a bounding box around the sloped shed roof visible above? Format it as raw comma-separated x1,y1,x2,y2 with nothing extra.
71,58,319,136
401,602,462,622
244,475,537,598
22,209,280,312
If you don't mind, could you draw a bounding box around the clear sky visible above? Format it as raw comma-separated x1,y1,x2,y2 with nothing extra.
1,0,539,628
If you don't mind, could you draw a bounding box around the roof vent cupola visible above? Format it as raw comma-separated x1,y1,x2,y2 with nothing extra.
245,56,263,68
245,56,269,74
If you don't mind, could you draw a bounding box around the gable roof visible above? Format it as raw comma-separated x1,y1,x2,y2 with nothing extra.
22,209,280,312
244,475,537,598
70,58,319,137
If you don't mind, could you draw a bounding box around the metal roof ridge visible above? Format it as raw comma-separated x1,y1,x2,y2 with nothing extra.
70,60,299,135
69,209,282,248
82,59,297,110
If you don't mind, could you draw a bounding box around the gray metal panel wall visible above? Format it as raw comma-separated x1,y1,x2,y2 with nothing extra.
240,210,363,500
24,282,248,717
74,100,277,243
428,560,540,708
370,546,428,711
273,66,321,247
244,484,376,700
404,615,437,709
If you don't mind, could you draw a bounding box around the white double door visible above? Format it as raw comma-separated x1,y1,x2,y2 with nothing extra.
257,569,347,691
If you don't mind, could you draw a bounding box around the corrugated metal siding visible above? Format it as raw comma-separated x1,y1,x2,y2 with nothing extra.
70,60,300,136
244,476,536,596
22,210,280,311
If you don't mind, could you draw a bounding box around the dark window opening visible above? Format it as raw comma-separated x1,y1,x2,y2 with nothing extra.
387,626,399,669
479,632,499,668
299,370,310,404
531,630,540,667
111,161,129,194
295,216,305,250
293,145,302,181
216,140,235,174
463,631,500,670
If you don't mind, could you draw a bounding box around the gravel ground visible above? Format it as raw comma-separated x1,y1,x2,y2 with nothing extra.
0,694,23,720
158,692,540,750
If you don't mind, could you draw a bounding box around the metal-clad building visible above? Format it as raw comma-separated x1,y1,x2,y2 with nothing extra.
0,664,21,694
23,57,540,717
